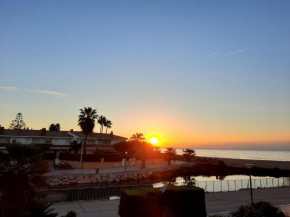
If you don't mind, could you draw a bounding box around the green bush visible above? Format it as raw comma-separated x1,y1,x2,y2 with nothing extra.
232,201,289,217
119,186,206,217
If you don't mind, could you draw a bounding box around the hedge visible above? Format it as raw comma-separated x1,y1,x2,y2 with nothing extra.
119,186,207,217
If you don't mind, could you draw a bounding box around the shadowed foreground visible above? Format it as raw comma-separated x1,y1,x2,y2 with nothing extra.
52,187,290,217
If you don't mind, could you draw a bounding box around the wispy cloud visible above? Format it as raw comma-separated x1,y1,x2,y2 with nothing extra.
0,86,18,91
210,52,218,56
223,48,247,57
28,90,67,98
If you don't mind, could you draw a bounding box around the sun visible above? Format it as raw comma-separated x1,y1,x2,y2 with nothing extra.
149,137,159,144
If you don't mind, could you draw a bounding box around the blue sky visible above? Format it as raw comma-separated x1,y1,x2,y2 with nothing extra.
0,0,290,149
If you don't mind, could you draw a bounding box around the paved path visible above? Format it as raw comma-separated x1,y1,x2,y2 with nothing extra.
52,187,290,217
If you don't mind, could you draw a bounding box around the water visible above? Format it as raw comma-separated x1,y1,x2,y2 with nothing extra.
172,149,290,161
35,175,290,202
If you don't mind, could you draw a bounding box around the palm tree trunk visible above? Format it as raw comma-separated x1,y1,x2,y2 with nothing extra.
106,127,108,133
84,134,87,154
100,125,102,133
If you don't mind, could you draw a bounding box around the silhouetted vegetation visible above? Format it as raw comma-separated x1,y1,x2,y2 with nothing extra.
119,186,206,217
113,140,161,164
231,201,289,217
0,142,51,217
130,133,147,168
164,147,177,165
49,123,60,131
183,149,196,162
105,119,112,133
69,139,82,153
97,115,106,133
61,210,78,217
78,107,98,154
9,112,26,130
130,133,145,141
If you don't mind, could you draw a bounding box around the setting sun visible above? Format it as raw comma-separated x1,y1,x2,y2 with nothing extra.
150,137,159,144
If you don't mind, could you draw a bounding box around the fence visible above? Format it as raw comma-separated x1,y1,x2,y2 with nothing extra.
35,184,152,203
154,177,290,192
35,177,290,203
98,160,186,174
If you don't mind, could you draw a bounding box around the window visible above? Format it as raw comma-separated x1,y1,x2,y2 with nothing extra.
46,140,52,144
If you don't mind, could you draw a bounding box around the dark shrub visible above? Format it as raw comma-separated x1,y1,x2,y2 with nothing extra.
119,186,206,217
232,201,289,217
27,201,58,217
62,210,78,217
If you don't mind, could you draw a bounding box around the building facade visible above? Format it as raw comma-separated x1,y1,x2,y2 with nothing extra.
0,127,127,155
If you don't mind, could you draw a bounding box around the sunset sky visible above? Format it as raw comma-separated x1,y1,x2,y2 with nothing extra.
0,1,289,149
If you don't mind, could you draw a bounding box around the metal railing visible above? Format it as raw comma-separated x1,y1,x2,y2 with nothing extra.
35,177,290,203
35,184,152,203
98,160,186,174
154,177,290,192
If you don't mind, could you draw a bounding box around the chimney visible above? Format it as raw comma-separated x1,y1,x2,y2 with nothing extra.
70,129,73,132
0,126,4,134
40,128,46,136
110,131,113,138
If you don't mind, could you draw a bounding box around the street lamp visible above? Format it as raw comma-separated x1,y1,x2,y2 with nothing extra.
124,151,128,172
245,164,254,204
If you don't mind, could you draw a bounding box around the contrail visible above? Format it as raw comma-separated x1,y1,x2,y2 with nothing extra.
28,90,67,98
210,52,218,56
223,48,246,57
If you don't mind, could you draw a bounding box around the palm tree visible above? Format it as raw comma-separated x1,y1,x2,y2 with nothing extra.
130,133,145,142
105,120,112,133
98,115,107,133
130,133,146,168
182,149,196,162
164,147,176,165
78,107,98,155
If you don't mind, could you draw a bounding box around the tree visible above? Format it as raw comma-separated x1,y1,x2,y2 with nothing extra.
232,201,289,217
164,147,176,165
182,149,196,162
69,139,82,154
113,141,134,155
105,120,112,133
0,142,50,217
49,123,60,131
78,107,98,155
97,115,107,133
130,133,145,142
130,133,146,168
9,113,26,130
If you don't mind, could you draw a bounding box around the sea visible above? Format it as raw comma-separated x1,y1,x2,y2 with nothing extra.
171,148,290,162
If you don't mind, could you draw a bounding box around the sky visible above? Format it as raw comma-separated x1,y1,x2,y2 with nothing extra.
0,0,290,150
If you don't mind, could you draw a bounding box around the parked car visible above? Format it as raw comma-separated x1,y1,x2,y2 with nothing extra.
54,161,72,169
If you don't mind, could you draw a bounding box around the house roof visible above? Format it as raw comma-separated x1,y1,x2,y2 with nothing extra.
0,129,71,138
0,129,127,140
70,131,127,140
